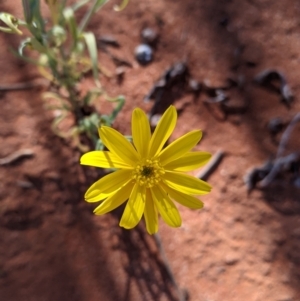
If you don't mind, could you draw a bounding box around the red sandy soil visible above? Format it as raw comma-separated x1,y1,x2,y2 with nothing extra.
1,1,300,301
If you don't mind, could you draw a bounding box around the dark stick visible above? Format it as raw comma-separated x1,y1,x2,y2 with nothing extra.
197,150,225,180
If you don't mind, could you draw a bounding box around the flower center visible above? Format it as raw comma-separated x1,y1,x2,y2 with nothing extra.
141,166,153,177
132,158,165,188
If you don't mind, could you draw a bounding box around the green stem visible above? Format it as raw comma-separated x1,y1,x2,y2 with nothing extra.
78,0,108,33
57,45,83,122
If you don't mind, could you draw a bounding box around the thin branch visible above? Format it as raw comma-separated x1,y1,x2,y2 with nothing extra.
197,150,225,180
0,149,34,165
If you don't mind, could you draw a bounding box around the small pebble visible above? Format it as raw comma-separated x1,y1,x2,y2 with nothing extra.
134,44,153,65
225,253,240,265
141,28,158,45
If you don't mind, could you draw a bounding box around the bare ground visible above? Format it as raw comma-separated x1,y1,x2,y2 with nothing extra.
1,0,300,300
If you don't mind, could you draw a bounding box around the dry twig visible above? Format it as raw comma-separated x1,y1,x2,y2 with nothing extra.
0,149,34,165
197,150,225,180
0,80,46,91
259,112,300,187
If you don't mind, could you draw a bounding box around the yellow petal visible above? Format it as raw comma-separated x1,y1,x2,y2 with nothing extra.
80,151,133,169
163,171,211,195
132,108,151,157
164,151,212,171
160,182,204,209
99,126,139,166
149,106,177,157
144,189,158,234
151,185,182,228
119,184,145,229
86,192,113,203
159,130,202,165
85,169,132,201
93,182,134,215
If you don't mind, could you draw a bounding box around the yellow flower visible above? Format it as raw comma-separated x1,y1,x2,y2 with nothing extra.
80,106,212,234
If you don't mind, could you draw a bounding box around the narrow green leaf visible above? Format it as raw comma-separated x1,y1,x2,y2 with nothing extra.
22,0,34,24
78,0,108,32
94,0,109,11
22,0,44,34
110,96,125,122
71,0,90,11
82,32,99,85
63,7,78,48
30,36,48,53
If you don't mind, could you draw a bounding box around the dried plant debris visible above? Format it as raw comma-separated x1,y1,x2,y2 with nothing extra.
144,61,190,103
203,88,229,104
245,113,300,192
244,154,300,193
275,112,300,158
244,160,273,193
144,60,251,119
259,152,300,188
267,117,287,136
254,69,294,107
144,61,199,118
201,77,250,116
97,35,132,67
